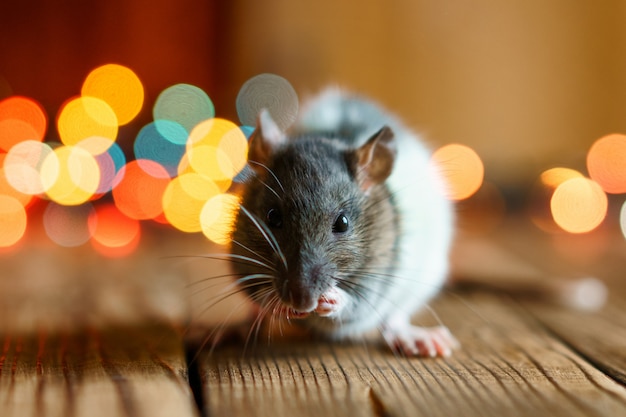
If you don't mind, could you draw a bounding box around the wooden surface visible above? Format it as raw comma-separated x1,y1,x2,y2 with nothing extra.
0,326,197,417
1,219,625,416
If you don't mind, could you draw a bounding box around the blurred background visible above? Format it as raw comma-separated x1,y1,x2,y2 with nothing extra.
3,0,626,184
1,0,625,330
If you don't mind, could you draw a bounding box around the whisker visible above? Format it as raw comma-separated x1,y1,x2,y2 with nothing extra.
168,253,276,272
248,160,286,194
231,239,274,266
186,272,248,288
238,205,288,269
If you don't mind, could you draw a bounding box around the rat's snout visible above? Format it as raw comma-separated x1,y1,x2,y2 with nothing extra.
281,264,330,312
282,279,317,312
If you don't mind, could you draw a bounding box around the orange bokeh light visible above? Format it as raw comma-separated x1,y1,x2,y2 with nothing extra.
540,167,584,189
587,133,626,194
88,203,141,257
112,160,170,220
431,144,484,200
0,195,27,248
0,96,47,152
550,177,607,234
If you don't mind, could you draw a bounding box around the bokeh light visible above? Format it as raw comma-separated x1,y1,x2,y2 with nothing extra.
4,140,54,195
431,144,484,200
43,202,93,247
0,154,33,207
0,195,27,248
586,133,626,194
162,173,221,232
236,73,299,130
200,193,240,245
41,145,101,206
153,84,215,133
186,118,249,184
81,64,144,125
621,201,626,240
112,160,170,220
134,121,186,177
88,203,141,257
57,96,118,149
239,125,255,138
0,96,47,152
550,177,607,234
93,142,126,195
540,167,584,188
530,168,588,233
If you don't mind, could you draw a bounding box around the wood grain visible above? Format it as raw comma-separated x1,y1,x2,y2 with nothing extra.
495,220,626,386
0,325,198,417
1,221,625,416
197,289,626,417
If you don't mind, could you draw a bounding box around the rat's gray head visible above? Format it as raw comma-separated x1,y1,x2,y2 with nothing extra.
230,110,400,316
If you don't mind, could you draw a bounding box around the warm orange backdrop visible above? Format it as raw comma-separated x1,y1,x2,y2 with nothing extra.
3,1,626,187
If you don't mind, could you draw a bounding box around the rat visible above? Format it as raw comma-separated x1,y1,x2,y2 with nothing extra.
228,89,458,357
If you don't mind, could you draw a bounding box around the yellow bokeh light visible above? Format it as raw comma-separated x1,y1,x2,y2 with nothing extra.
0,195,27,248
186,118,248,181
218,127,249,177
540,167,584,189
57,96,118,148
200,193,240,245
4,140,54,195
187,145,234,183
76,136,116,156
587,133,626,194
550,177,607,234
81,64,144,125
41,146,101,206
431,144,484,200
162,173,221,233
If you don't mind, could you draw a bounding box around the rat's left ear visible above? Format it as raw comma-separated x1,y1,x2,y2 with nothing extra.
354,126,396,192
247,109,287,171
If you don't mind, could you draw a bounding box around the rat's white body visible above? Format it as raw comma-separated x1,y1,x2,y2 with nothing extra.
295,90,456,355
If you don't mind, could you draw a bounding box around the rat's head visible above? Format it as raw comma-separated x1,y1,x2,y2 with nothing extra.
230,110,399,317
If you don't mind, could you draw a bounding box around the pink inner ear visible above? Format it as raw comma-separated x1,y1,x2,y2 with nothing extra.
356,126,396,191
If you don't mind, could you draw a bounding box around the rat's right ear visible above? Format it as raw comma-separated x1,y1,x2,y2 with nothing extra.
354,126,397,193
247,109,286,171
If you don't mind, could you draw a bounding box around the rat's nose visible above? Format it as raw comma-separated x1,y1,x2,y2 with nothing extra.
282,273,319,312
286,283,317,312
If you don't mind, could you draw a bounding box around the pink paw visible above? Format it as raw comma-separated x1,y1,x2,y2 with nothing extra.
382,325,459,357
314,287,345,317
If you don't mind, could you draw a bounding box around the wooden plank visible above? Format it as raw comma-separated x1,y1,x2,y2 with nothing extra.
489,220,626,386
0,325,198,417
197,290,626,417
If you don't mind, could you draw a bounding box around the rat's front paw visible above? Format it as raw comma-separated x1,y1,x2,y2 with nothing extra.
382,324,459,357
314,287,346,317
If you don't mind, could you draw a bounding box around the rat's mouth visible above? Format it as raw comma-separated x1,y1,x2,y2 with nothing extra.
282,287,344,319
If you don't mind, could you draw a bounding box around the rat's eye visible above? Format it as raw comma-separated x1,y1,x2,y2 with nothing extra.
332,213,349,233
266,208,283,228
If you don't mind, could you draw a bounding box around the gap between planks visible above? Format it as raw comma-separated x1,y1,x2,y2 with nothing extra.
196,289,626,417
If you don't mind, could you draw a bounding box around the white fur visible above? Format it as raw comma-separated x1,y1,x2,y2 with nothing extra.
296,89,454,338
